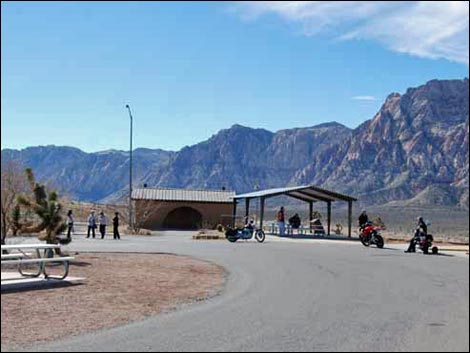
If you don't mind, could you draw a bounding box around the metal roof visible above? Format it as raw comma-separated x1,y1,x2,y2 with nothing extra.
132,188,235,203
234,185,357,203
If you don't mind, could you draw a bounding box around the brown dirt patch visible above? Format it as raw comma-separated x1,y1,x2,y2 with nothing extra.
1,253,226,350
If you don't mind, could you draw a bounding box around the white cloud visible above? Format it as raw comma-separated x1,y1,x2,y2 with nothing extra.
352,95,377,101
232,1,469,65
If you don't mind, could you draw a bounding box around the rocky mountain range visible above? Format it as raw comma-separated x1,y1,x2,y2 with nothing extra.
297,78,469,208
1,147,172,201
1,78,468,208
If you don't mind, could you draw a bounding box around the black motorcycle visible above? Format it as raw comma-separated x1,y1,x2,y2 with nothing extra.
225,225,265,243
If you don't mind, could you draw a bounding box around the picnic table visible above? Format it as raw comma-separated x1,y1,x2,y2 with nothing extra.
266,222,327,236
266,223,314,235
1,244,74,280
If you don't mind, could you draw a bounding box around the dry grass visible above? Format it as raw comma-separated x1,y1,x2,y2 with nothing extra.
1,253,226,351
62,200,128,225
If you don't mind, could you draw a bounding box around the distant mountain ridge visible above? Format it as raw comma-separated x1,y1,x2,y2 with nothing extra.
1,146,174,201
297,78,469,208
1,78,468,209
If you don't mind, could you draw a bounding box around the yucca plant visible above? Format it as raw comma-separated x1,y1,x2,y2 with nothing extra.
17,168,67,244
10,205,22,236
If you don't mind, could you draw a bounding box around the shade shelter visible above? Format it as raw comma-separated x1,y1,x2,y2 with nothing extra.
232,185,357,237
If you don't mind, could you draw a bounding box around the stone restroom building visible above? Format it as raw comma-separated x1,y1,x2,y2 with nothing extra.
132,187,235,230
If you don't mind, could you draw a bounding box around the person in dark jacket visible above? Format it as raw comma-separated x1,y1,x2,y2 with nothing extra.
289,213,301,229
405,217,428,253
358,210,369,231
113,212,121,240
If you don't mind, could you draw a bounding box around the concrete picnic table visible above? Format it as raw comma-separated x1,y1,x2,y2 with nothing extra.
1,244,74,280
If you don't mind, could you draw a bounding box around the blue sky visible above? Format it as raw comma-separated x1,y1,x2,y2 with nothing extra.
1,1,468,152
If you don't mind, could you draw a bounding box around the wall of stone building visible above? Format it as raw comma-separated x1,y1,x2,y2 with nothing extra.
135,200,233,230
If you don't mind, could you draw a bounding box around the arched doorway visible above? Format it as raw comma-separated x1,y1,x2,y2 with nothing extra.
163,207,203,230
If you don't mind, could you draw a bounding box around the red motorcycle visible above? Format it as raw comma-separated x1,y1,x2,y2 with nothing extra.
359,222,385,248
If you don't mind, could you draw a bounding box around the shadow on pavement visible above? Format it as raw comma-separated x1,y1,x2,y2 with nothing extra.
1,281,84,294
268,234,360,242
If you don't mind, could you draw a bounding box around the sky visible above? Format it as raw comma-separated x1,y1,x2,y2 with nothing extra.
1,1,469,153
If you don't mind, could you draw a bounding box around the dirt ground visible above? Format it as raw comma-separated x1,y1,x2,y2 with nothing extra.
1,253,226,350
380,230,469,245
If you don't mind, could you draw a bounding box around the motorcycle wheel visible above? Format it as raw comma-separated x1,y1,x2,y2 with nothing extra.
375,234,384,249
227,236,238,243
225,228,238,243
359,235,370,247
432,246,438,255
255,230,266,243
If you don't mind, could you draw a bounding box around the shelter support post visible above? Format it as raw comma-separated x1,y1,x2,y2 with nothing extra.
245,198,250,220
327,201,331,236
232,199,237,227
309,201,313,233
348,201,352,238
260,197,265,231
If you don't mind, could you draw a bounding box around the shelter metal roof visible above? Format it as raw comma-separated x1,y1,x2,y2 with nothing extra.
132,188,235,203
234,185,357,203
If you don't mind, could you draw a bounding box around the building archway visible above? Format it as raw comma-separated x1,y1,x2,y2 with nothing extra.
163,207,203,230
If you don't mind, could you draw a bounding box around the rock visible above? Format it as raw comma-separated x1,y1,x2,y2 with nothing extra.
2,79,468,208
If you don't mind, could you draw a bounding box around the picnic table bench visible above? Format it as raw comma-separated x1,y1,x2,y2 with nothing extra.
1,244,74,280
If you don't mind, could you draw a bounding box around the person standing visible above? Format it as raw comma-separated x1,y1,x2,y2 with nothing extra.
113,212,121,240
66,210,74,239
278,206,286,236
99,211,108,239
87,211,96,239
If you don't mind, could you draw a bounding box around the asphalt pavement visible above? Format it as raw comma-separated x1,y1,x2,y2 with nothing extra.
8,232,469,352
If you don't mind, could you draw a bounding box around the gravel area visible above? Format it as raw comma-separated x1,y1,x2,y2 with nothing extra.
1,253,226,350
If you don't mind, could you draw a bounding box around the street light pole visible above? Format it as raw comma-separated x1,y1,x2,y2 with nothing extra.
125,104,133,231
254,183,259,226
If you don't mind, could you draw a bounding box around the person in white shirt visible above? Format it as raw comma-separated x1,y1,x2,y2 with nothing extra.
87,211,96,239
99,211,108,239
66,210,74,239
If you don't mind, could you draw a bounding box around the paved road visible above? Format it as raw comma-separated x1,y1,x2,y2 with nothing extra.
13,233,470,352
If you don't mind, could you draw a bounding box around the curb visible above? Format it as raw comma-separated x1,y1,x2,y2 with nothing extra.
437,248,469,252
192,235,224,240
